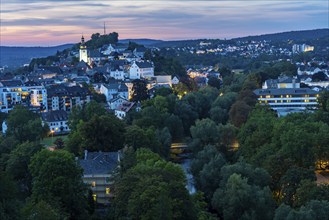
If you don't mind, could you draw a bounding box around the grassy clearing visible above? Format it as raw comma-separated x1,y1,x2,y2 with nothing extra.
40,134,69,147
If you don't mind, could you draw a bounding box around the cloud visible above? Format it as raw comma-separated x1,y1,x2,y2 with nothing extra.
1,0,328,46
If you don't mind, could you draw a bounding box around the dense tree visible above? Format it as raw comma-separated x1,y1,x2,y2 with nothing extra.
212,173,275,220
85,32,119,50
274,200,329,220
229,100,252,127
207,76,221,89
6,105,47,142
78,114,126,152
6,142,43,196
190,118,220,145
114,148,197,220
68,101,106,131
164,114,184,140
279,167,316,205
22,200,61,220
29,149,89,219
0,171,21,220
131,79,149,102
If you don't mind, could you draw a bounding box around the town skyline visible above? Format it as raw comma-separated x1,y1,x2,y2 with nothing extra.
1,0,328,46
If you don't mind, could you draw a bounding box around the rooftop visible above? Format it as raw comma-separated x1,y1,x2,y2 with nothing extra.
79,151,119,175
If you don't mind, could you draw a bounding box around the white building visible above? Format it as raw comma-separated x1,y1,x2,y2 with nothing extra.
115,101,135,119
0,80,29,113
100,83,128,101
292,44,314,54
25,81,48,111
129,61,154,79
41,110,70,134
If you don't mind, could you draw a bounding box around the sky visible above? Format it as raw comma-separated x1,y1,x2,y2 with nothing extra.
1,0,328,46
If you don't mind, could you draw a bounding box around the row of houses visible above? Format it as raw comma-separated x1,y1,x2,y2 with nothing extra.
0,80,92,113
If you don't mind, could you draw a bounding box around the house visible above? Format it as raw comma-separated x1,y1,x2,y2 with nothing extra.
154,75,172,87
88,50,103,65
129,61,154,79
263,76,300,89
100,83,128,101
115,101,135,119
79,150,120,205
41,110,70,134
109,65,125,80
133,47,147,58
108,96,128,110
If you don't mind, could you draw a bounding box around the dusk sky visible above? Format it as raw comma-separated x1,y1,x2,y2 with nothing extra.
1,0,328,46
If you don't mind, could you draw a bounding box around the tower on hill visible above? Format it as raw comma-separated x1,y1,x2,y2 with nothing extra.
79,35,88,63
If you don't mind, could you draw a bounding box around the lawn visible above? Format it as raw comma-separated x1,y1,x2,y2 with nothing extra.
40,134,69,147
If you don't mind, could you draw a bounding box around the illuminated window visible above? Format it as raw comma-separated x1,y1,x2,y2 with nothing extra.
92,194,97,202
265,95,271,98
106,188,110,194
91,181,96,187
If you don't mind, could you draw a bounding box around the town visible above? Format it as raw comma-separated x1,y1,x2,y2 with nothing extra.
1,27,329,220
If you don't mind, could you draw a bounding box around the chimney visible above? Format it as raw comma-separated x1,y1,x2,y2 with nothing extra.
84,150,88,160
292,78,296,88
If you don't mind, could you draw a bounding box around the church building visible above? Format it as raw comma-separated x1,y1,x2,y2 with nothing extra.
79,35,88,63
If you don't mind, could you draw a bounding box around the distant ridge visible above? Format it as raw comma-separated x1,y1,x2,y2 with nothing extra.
0,44,74,68
233,28,329,41
119,39,163,46
149,29,329,47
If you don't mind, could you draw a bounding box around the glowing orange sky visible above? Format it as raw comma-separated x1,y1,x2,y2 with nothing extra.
1,0,328,46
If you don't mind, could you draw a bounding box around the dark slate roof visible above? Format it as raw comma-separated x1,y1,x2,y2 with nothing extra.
24,81,42,87
47,84,91,97
104,83,128,92
41,110,68,122
278,76,300,84
116,101,135,112
0,80,23,87
254,88,319,96
79,151,119,175
76,61,89,69
88,50,103,58
135,61,153,68
38,66,63,75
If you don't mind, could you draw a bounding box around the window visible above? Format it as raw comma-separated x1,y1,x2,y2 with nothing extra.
106,188,110,194
92,194,97,202
91,181,96,187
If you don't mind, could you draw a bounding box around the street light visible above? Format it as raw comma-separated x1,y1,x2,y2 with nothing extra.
51,130,54,144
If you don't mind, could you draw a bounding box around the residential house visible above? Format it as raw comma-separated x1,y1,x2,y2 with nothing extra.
115,101,135,119
79,150,120,205
100,83,128,101
133,47,147,58
108,96,128,110
41,110,70,134
129,61,154,79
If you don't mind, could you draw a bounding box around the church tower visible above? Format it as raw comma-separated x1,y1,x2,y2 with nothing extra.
79,35,88,63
